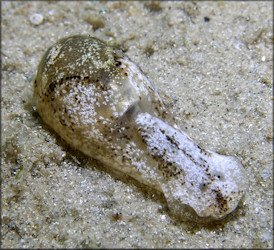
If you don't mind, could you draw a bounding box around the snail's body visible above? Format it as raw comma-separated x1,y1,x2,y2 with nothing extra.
34,36,247,222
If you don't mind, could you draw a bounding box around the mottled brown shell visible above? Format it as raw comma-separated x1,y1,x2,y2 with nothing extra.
34,35,170,162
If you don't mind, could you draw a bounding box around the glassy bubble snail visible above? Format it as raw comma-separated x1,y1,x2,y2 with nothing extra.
34,35,248,223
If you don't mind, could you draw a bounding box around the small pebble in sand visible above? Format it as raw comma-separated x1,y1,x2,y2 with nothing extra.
29,13,43,26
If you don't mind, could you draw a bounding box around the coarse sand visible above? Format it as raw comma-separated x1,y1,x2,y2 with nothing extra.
1,1,273,248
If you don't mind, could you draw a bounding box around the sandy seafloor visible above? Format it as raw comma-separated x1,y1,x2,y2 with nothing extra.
1,1,273,249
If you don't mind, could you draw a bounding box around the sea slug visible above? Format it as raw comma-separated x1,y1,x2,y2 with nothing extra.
34,35,247,222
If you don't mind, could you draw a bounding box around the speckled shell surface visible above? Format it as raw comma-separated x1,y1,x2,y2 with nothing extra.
34,35,170,190
34,35,247,223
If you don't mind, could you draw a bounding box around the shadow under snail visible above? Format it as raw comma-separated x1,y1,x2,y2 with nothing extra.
34,35,248,223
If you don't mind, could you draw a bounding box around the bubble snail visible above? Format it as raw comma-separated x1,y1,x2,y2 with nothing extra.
34,35,247,223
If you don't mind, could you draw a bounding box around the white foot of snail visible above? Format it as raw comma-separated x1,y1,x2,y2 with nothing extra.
34,35,248,222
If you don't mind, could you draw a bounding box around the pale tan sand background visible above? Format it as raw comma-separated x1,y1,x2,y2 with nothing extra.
1,1,273,248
